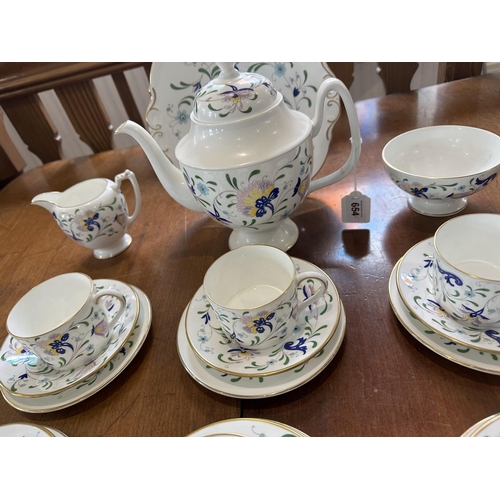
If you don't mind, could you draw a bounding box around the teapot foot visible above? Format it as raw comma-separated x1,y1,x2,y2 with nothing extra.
93,234,132,259
228,219,299,251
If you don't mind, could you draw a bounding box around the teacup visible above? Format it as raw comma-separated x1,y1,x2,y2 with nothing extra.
203,245,328,350
433,213,500,327
32,170,141,259
6,273,126,371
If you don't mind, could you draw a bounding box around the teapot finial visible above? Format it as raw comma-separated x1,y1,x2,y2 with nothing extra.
216,62,239,80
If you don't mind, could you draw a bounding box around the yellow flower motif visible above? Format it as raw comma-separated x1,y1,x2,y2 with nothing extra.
244,185,276,218
231,96,241,103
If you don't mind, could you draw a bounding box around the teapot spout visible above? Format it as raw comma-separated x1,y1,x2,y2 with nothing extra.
31,192,61,212
115,120,204,213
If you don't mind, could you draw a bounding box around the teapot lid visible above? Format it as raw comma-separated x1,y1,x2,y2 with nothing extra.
176,62,312,169
192,62,280,124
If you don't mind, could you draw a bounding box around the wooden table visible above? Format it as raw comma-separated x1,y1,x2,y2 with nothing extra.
1,73,500,437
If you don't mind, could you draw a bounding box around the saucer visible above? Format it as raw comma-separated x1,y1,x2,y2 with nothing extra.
185,258,340,377
0,286,151,413
397,238,500,354
187,418,309,437
178,301,345,398
468,413,500,437
461,413,500,437
0,279,140,398
0,422,56,437
389,261,500,375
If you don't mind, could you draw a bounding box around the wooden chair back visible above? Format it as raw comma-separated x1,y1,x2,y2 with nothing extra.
327,62,483,96
0,62,151,188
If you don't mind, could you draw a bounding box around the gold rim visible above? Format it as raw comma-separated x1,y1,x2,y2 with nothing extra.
389,261,500,374
1,282,141,398
0,422,55,437
178,303,345,399
186,418,309,437
434,213,500,283
6,273,94,340
470,413,500,437
382,125,500,180
0,287,152,413
187,259,341,378
395,241,500,355
461,413,499,437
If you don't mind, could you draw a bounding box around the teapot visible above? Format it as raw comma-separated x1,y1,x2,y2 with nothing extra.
31,170,141,259
115,62,361,250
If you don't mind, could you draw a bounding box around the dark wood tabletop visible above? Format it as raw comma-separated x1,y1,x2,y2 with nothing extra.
1,73,500,437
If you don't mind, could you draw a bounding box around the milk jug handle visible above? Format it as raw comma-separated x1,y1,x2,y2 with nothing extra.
114,170,142,225
308,78,362,193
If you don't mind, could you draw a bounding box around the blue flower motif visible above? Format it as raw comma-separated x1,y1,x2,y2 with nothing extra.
49,333,74,354
457,185,466,192
252,313,275,334
176,110,189,125
464,289,475,298
475,173,497,186
410,186,429,198
461,304,489,321
193,81,202,92
274,63,286,77
284,337,308,354
197,182,210,196
293,87,300,98
201,311,211,324
206,204,230,224
484,330,500,347
183,171,196,196
254,188,279,217
436,261,463,286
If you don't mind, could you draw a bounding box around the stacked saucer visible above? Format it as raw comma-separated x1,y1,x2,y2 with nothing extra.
0,279,152,413
177,257,346,399
389,225,500,375
0,422,67,437
187,418,309,437
461,413,500,437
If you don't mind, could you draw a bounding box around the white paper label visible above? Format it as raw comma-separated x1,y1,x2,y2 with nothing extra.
341,190,371,223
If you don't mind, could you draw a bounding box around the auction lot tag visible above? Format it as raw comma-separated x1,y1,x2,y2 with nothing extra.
341,190,371,223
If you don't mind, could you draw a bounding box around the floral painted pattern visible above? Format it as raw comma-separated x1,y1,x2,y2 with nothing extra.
182,143,311,230
187,263,338,376
197,83,259,117
0,285,138,396
434,256,500,329
52,194,128,248
398,237,500,353
390,172,498,200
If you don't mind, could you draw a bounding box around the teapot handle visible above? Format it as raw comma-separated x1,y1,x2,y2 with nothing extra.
114,169,142,225
308,78,361,193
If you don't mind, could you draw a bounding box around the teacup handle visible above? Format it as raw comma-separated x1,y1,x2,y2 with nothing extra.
296,271,329,314
308,78,362,193
114,169,142,225
94,289,127,331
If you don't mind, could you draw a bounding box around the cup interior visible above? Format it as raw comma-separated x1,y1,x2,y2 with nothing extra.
203,246,294,310
434,214,500,280
383,126,500,178
6,273,93,338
